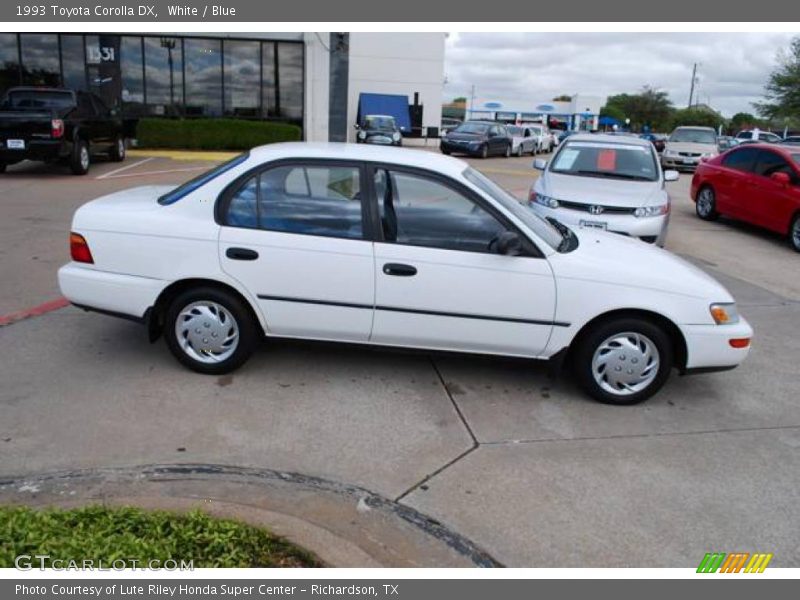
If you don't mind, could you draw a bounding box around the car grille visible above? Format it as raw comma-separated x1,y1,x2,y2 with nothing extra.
557,199,636,215
678,152,701,157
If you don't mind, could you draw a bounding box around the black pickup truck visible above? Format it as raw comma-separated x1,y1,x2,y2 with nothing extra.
0,87,128,175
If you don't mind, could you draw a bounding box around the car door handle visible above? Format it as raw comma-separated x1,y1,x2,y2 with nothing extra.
382,263,417,276
226,247,259,261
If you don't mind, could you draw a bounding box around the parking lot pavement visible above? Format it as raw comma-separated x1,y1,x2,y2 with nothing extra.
1,150,799,566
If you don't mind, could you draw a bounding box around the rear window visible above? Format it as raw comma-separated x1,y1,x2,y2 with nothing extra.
158,153,249,206
2,90,75,110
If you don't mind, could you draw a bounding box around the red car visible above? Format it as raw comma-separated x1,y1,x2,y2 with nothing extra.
691,143,800,252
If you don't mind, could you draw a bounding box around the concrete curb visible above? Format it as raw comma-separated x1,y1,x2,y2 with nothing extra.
0,463,502,568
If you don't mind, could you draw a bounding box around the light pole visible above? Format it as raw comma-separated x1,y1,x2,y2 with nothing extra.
160,37,176,115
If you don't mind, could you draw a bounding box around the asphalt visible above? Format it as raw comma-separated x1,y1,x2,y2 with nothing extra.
1,148,798,567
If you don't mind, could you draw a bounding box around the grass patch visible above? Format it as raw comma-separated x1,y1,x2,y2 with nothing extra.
0,505,321,568
136,118,302,151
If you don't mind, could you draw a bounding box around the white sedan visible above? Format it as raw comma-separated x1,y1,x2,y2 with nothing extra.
59,143,752,405
530,134,678,246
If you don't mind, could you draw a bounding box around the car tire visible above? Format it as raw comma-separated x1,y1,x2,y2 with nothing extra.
441,148,450,155
504,144,511,158
70,139,91,175
695,185,719,221
109,135,126,162
573,317,674,405
0,162,6,173
515,145,523,157
164,286,259,375
790,213,800,253
480,145,488,159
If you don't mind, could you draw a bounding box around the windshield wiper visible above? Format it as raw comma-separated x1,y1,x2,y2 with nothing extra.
574,170,652,181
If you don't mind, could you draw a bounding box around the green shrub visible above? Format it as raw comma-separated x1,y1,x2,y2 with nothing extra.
136,118,302,151
0,505,320,568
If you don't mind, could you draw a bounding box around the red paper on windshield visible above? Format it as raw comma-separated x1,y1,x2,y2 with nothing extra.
597,149,617,171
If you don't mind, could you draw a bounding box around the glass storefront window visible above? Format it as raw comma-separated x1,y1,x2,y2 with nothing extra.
60,35,86,91
120,36,144,114
0,34,20,97
224,40,260,117
19,34,60,87
185,38,222,116
276,42,303,121
144,37,183,116
261,42,276,118
85,35,122,111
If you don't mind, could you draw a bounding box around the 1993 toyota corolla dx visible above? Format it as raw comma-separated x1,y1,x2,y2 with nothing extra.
58,143,753,404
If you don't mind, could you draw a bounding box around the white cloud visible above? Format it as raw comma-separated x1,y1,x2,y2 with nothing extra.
444,32,797,117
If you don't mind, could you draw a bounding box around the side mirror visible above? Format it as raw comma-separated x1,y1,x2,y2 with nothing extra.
354,123,360,130
663,170,679,182
533,158,547,170
493,231,523,256
770,172,791,186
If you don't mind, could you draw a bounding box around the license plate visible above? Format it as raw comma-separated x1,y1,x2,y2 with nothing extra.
682,159,695,165
579,220,607,230
6,139,25,150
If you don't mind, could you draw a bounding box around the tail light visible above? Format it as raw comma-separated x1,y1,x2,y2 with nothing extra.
51,118,64,139
729,338,751,349
70,232,94,264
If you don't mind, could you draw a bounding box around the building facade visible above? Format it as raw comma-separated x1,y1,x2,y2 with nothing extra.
0,32,445,143
466,94,605,131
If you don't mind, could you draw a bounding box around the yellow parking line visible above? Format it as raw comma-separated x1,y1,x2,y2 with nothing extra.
128,149,238,162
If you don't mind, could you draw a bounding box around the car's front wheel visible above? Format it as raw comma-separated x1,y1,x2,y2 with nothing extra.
515,145,523,157
573,318,673,405
70,139,90,175
479,144,488,159
504,144,511,158
164,287,259,375
695,185,718,221
109,135,126,162
790,213,800,253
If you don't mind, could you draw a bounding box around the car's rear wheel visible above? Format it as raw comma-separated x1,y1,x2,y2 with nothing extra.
480,144,488,159
441,147,450,155
504,144,511,158
573,317,673,405
109,135,126,162
70,139,90,175
790,213,800,253
164,287,258,375
695,185,718,221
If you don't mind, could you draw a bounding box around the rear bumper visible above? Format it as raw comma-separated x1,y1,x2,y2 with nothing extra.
58,263,165,321
680,318,753,370
0,139,69,163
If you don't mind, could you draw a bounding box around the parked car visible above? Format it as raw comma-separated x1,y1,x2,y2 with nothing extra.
735,129,783,145
640,133,667,153
781,136,800,146
440,117,462,134
440,121,512,158
524,124,553,154
691,143,800,252
530,133,678,246
557,130,577,145
59,142,752,404
0,86,127,175
507,125,537,156
661,126,718,171
717,135,737,151
355,114,402,146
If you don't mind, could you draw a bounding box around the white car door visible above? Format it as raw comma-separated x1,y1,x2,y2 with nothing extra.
368,166,557,357
218,160,375,342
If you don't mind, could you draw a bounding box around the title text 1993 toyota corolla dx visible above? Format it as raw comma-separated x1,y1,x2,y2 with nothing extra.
58,143,752,404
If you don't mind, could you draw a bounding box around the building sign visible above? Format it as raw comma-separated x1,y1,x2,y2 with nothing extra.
86,45,116,64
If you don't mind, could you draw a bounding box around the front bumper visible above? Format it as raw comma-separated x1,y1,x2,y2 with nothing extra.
680,317,753,371
531,203,670,246
440,139,483,156
661,155,703,170
58,263,165,321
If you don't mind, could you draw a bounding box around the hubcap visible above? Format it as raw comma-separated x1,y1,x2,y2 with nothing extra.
118,139,125,156
697,189,713,216
592,331,660,396
80,147,89,170
175,301,239,364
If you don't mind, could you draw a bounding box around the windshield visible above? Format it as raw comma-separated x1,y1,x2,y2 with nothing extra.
158,153,249,205
454,122,490,135
463,168,565,251
670,128,716,144
363,116,395,131
507,126,522,136
549,142,658,181
2,90,75,110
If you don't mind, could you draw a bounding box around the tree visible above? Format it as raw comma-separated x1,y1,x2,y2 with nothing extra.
754,36,800,124
552,94,572,102
729,112,762,131
603,87,674,131
669,107,724,130
451,96,467,104
599,104,626,122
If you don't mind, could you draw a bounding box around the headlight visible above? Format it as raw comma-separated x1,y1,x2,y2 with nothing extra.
468,140,482,147
358,130,366,140
634,204,669,218
392,132,401,142
701,152,716,158
530,191,559,209
663,149,677,157
709,302,740,325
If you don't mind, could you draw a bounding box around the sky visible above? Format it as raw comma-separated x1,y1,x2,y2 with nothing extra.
443,32,798,117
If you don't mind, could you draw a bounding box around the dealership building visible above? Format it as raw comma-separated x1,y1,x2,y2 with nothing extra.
0,32,445,143
467,95,605,131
